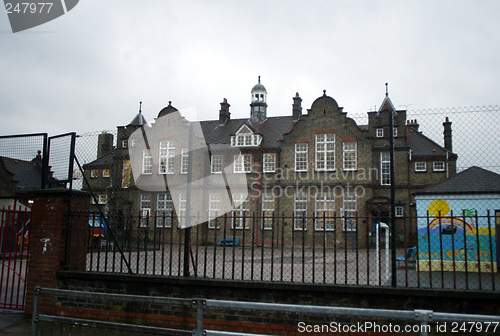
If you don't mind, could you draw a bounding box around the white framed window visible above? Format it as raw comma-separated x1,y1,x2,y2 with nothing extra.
98,194,107,204
178,193,187,227
211,155,223,174
140,193,151,227
234,154,252,173
415,162,427,172
395,206,404,218
122,140,128,148
342,191,357,231
131,139,137,147
92,194,107,204
315,192,335,231
156,193,173,228
294,191,308,230
295,143,308,172
315,134,335,171
181,148,189,174
262,193,275,230
91,170,99,178
122,160,131,188
376,128,384,138
263,153,276,173
102,169,110,178
380,152,391,185
342,141,357,171
230,126,262,147
159,141,175,174
433,161,445,172
208,193,221,229
232,193,250,229
142,149,153,175
393,127,398,137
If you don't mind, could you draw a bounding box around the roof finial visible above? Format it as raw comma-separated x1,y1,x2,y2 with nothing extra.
258,75,261,84
385,83,389,97
323,89,326,96
139,101,142,113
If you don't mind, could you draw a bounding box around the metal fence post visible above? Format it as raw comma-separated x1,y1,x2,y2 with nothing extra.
414,309,433,336
193,298,206,336
30,287,40,336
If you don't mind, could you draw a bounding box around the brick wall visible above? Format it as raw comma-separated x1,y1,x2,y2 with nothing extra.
56,271,500,335
25,189,90,316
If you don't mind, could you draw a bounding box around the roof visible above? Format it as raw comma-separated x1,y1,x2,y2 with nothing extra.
82,151,114,169
200,116,295,149
0,156,43,192
128,112,147,126
415,166,500,195
407,128,454,157
251,76,267,93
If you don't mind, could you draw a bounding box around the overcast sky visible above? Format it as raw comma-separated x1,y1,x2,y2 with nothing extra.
1,0,500,138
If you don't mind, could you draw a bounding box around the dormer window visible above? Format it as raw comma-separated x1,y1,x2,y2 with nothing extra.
231,125,262,147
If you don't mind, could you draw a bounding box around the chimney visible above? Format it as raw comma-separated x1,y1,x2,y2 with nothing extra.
293,92,302,121
219,98,230,125
406,119,419,132
443,117,452,152
98,132,114,158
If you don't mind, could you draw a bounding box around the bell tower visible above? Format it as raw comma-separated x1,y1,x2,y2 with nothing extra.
249,76,267,124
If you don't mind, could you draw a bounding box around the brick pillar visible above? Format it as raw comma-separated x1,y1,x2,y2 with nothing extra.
25,190,91,317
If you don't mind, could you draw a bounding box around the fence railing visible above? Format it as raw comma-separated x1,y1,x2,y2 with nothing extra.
68,211,499,291
32,287,500,336
0,203,31,310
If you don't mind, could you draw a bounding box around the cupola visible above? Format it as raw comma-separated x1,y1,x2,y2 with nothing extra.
249,76,267,124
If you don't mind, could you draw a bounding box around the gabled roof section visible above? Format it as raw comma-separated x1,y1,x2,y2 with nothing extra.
378,95,397,113
0,156,42,192
408,128,454,157
200,116,295,149
235,124,255,135
128,112,147,126
82,151,114,168
415,166,500,195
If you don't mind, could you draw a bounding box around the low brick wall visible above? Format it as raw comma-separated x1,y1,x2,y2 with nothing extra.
55,271,500,335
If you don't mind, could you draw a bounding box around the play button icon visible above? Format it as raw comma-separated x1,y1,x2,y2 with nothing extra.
4,0,79,33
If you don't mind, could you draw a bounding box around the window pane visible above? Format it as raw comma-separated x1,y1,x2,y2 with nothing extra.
294,191,308,230
315,134,335,171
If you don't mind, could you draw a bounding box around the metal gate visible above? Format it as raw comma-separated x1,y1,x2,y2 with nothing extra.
0,132,76,311
0,201,31,310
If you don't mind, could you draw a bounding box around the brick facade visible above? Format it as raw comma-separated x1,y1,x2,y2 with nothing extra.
82,81,457,247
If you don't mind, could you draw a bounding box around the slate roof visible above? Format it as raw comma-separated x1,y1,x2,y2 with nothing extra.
82,151,114,168
415,166,500,195
200,116,296,149
0,156,43,192
128,112,147,126
407,128,453,157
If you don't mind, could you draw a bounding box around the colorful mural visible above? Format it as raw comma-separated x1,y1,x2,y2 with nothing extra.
417,199,497,273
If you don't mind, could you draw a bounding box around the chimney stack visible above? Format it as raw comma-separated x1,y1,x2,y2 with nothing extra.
293,92,302,121
219,98,230,125
443,117,452,152
406,119,419,132
97,132,114,159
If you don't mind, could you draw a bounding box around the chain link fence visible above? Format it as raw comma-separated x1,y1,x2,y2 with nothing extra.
67,105,500,291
